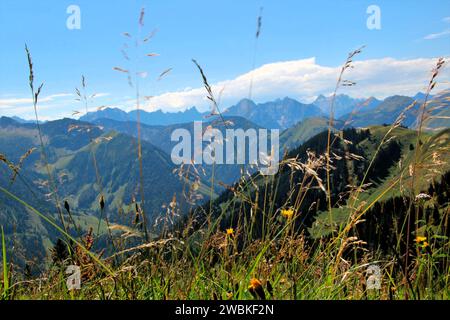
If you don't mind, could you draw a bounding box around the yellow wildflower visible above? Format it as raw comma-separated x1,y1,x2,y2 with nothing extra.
249,278,262,290
281,208,294,219
248,278,265,299
415,236,427,243
226,228,234,236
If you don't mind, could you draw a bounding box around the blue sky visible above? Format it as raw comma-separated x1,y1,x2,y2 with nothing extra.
0,0,449,119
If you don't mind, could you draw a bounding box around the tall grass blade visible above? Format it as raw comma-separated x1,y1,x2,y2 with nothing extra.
1,226,8,300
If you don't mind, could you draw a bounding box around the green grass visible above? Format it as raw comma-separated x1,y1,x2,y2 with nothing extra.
1,225,8,300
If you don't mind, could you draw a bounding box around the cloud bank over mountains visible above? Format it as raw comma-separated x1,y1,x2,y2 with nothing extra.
2,56,449,119
145,56,450,112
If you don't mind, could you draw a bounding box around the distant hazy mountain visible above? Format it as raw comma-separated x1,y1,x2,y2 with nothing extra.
0,117,187,220
223,97,323,129
313,94,381,118
341,95,417,128
420,90,450,130
128,106,205,125
280,117,344,151
413,92,431,102
91,115,266,185
10,116,29,123
80,106,206,126
335,91,450,129
10,116,44,124
80,107,129,122
80,96,382,131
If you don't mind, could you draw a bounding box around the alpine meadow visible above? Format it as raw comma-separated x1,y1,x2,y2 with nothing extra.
0,0,450,303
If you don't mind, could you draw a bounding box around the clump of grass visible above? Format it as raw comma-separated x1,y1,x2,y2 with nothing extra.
1,226,9,300
403,57,446,294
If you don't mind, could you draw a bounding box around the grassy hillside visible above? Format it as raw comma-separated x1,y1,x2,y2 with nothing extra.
280,117,343,151
1,118,449,299
93,115,269,186
0,117,193,271
340,90,450,131
341,95,417,128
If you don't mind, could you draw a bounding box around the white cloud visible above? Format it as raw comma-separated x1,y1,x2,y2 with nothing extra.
3,57,450,120
424,29,450,40
423,16,450,40
143,57,450,112
0,93,73,109
92,92,110,98
0,92,112,120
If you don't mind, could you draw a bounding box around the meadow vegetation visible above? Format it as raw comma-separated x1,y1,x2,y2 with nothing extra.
0,9,449,300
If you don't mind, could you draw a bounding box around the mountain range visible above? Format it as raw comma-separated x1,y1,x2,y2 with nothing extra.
312,94,381,117
75,91,448,131
80,94,363,130
90,115,276,187
80,106,205,126
340,90,449,130
1,89,449,271
222,97,324,129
